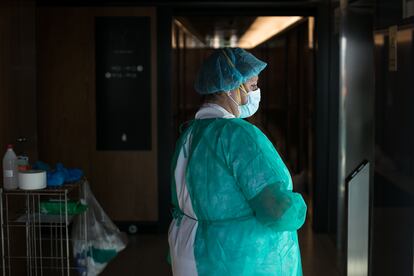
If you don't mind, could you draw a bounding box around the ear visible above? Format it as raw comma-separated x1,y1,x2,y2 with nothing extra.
231,87,242,98
240,83,248,93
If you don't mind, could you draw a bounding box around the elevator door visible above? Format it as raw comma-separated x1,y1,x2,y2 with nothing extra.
337,3,375,275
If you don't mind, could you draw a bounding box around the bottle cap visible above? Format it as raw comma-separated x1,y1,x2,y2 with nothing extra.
6,144,13,149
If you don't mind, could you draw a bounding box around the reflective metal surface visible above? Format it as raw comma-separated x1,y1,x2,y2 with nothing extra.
347,162,370,276
337,1,375,275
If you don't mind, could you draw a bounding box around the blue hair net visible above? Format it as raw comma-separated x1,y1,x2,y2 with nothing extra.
194,47,267,95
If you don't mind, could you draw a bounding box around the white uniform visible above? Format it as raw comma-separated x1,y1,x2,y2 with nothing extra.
168,104,235,276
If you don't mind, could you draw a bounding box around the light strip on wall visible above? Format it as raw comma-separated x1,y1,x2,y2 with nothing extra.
308,17,315,49
172,19,206,49
238,16,303,49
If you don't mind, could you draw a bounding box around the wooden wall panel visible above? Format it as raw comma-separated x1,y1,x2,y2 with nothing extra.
0,2,13,156
0,0,37,170
37,7,158,221
0,2,37,272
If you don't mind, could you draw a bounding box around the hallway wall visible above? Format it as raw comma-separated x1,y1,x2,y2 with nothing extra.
0,0,38,162
0,2,37,274
36,7,159,222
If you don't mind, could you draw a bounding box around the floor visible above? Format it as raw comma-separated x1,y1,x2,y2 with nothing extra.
102,218,343,276
298,219,343,276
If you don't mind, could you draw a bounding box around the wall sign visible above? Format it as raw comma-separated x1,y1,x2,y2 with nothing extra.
96,17,151,150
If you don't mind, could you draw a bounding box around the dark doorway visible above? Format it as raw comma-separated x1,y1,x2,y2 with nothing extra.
171,14,316,230
169,12,341,275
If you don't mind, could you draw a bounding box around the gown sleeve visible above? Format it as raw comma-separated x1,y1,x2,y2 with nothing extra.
248,183,307,231
225,120,307,231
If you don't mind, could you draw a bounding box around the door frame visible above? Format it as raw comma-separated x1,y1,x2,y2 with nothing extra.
157,1,338,235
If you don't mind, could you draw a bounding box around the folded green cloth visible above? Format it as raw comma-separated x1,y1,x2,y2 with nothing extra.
40,200,88,215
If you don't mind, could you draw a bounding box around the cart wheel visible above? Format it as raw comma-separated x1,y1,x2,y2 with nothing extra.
128,224,138,234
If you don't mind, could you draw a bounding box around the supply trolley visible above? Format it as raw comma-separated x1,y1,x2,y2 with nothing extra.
0,180,88,275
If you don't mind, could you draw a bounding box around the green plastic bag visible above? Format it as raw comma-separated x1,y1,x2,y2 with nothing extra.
40,200,88,215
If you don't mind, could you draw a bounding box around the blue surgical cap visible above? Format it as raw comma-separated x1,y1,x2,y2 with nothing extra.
194,47,267,95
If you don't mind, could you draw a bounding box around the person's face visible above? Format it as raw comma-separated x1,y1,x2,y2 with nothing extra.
228,75,259,107
243,76,259,92
239,76,259,105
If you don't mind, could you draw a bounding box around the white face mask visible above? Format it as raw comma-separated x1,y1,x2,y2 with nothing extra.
226,88,261,118
239,88,261,118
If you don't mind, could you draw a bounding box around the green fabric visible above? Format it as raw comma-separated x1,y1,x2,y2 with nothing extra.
87,247,118,264
40,200,88,215
171,118,307,275
167,251,172,265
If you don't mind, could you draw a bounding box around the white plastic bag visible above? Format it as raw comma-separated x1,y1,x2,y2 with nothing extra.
72,180,128,275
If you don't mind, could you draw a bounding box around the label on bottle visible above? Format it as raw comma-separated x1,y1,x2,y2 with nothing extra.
4,170,13,177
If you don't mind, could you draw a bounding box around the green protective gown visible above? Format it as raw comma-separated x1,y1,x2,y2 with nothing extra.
170,118,307,275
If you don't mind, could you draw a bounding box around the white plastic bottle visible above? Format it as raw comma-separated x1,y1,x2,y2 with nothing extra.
2,144,18,190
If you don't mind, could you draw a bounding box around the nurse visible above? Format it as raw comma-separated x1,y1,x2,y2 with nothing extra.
168,47,307,276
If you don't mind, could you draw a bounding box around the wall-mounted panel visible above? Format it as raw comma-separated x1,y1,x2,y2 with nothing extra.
96,17,151,151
